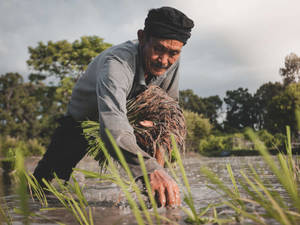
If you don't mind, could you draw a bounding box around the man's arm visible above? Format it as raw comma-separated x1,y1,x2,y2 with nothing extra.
96,56,162,177
96,56,180,207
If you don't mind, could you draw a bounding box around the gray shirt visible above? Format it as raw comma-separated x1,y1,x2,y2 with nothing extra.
67,40,180,178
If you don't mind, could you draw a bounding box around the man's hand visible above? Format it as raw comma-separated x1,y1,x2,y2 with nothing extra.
139,120,154,127
150,169,180,207
140,120,180,206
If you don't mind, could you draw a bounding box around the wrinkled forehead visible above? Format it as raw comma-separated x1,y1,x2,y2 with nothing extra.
149,36,184,50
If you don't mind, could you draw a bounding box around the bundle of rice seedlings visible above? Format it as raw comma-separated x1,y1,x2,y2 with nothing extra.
127,85,186,166
83,85,186,168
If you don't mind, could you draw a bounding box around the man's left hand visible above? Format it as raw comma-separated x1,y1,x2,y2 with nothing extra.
150,169,181,207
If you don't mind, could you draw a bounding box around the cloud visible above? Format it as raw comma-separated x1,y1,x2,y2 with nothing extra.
175,0,300,96
1,0,300,97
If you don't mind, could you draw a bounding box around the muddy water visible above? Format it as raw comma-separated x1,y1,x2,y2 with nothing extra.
0,155,277,225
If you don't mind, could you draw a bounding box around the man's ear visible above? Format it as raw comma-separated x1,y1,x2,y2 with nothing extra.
137,29,146,45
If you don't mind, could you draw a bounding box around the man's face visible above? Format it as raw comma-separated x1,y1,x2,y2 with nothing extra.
141,36,183,77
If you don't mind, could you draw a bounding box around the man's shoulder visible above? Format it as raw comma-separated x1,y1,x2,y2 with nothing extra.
107,40,138,61
95,40,139,73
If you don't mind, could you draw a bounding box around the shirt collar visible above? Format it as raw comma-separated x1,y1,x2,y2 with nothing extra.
137,46,146,87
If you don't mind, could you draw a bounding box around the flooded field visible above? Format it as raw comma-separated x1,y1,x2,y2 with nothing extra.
0,155,279,224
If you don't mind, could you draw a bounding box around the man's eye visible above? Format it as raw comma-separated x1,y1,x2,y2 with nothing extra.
154,46,164,52
170,51,179,57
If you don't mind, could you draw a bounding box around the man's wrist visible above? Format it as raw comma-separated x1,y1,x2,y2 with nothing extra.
130,157,162,179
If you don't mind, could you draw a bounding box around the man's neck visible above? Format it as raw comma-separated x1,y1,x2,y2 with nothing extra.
144,73,153,85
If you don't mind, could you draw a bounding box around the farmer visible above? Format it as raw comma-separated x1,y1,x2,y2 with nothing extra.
33,6,194,207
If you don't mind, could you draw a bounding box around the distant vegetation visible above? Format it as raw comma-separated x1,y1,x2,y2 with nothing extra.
179,52,300,154
0,35,300,156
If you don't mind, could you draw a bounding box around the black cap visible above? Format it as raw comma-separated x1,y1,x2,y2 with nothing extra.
144,6,194,45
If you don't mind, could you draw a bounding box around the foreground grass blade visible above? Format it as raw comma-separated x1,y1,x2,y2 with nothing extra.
0,201,12,225
25,173,48,207
37,174,94,225
169,135,212,224
226,164,239,197
201,126,300,225
246,128,300,211
102,130,145,225
14,148,30,225
137,153,160,225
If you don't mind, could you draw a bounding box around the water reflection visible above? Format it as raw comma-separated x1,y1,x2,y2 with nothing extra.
0,155,281,224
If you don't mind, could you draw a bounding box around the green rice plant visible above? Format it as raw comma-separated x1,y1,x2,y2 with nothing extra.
81,120,108,171
24,121,174,225
0,149,12,225
250,127,299,204
166,136,234,224
82,119,233,224
26,122,298,225
169,137,196,217
100,130,158,225
200,126,300,225
14,148,31,225
76,154,168,225
82,120,181,224
24,160,93,225
3,145,63,225
0,201,12,225
29,129,148,225
38,175,94,225
80,123,183,224
26,173,48,207
1,140,91,225
137,152,160,224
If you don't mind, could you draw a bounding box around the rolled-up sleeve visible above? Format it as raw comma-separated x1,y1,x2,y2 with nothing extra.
96,56,162,178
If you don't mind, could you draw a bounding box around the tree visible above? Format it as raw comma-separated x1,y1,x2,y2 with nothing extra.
253,82,284,129
0,72,70,146
279,53,300,86
183,110,212,151
179,89,222,126
266,82,300,135
202,95,223,126
0,73,42,139
53,77,76,114
26,36,112,122
223,88,256,131
27,36,112,80
0,36,112,147
179,89,205,113
24,36,112,144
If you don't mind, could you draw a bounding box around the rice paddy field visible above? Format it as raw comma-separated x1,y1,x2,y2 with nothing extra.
1,152,297,225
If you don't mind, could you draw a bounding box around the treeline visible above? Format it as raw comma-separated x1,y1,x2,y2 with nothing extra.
0,36,112,157
0,36,300,156
180,81,298,135
181,52,300,153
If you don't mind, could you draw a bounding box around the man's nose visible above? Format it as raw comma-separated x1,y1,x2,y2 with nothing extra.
159,54,169,66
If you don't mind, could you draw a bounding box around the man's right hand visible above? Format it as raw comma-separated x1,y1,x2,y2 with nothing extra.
150,169,181,207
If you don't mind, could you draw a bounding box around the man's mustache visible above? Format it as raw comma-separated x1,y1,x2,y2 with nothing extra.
152,62,169,69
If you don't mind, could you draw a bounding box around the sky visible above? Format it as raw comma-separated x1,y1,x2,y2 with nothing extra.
1,0,300,98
